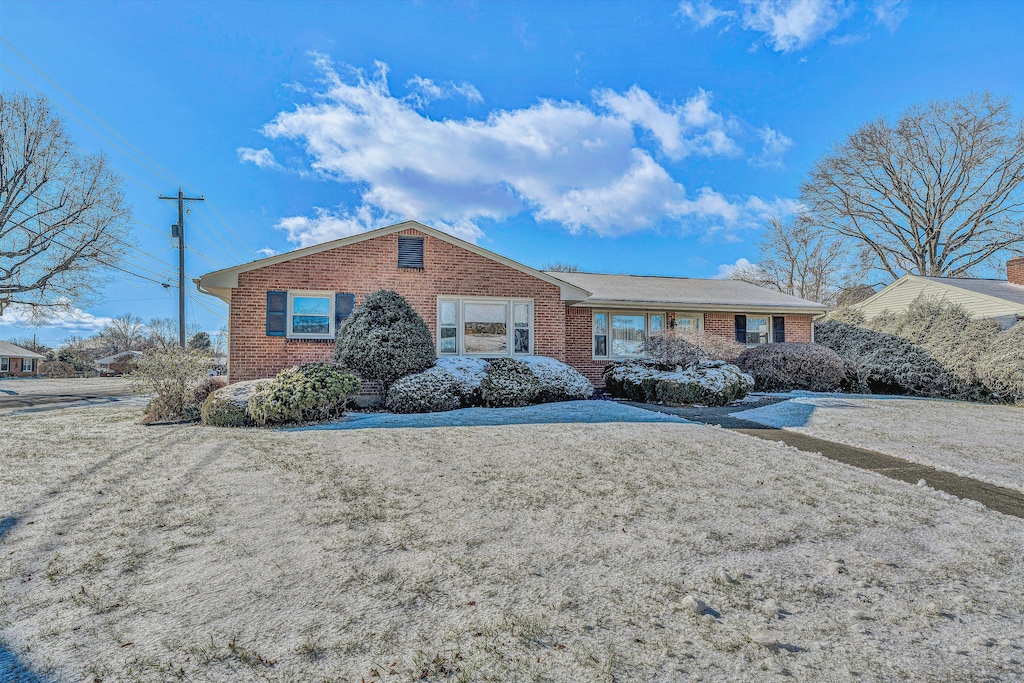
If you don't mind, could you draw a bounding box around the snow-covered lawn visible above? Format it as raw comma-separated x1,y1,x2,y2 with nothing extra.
0,377,131,396
2,404,1023,682
733,395,1024,493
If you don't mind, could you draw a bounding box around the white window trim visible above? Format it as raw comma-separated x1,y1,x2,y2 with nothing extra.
436,296,535,357
286,290,335,340
592,310,665,361
0,357,8,372
744,313,773,347
22,358,34,372
672,312,704,332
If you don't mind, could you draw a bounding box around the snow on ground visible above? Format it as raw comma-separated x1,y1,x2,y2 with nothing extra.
0,377,131,396
2,404,1024,682
302,399,691,430
733,395,1024,493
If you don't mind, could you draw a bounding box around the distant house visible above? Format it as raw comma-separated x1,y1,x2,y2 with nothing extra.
0,341,45,377
196,221,827,386
857,257,1024,328
95,350,144,374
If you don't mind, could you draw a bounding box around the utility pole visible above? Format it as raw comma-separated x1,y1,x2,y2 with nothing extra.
159,188,204,348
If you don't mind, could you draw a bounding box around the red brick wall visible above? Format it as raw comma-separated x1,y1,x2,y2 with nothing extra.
704,312,814,343
227,228,567,382
1008,257,1024,287
1,357,39,378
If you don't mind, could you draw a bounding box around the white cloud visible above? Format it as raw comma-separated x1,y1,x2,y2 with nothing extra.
256,247,278,257
741,0,848,52
750,124,794,167
716,257,758,278
677,1,737,29
257,58,778,242
681,0,906,51
405,76,483,107
872,0,909,31
237,147,281,169
1,303,113,335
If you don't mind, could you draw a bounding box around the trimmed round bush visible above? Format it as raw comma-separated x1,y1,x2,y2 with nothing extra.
436,356,489,406
480,358,542,407
248,363,361,426
519,356,594,402
642,331,706,368
603,360,753,406
385,366,462,413
201,379,267,427
737,343,847,392
333,290,435,389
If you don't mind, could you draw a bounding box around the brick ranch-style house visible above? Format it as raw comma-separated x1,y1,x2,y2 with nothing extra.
196,221,828,387
0,340,44,378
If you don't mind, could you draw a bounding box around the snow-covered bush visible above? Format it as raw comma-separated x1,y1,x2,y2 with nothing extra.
38,360,75,378
674,331,746,363
385,366,462,413
814,320,960,396
332,290,435,389
183,376,227,421
480,358,541,407
602,360,753,406
642,331,706,368
518,356,594,402
975,324,1024,401
436,356,489,406
737,343,847,392
248,363,361,426
201,379,266,427
131,348,211,423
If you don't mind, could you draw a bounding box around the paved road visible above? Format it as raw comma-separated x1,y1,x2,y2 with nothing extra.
628,399,1024,519
0,386,140,409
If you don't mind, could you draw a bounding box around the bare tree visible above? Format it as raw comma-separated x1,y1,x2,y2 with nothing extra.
0,93,131,316
802,93,1024,279
543,262,581,272
729,215,850,304
147,316,201,352
96,313,147,354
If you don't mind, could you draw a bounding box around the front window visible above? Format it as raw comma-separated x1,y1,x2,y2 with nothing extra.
464,302,508,354
593,313,608,357
673,313,702,331
747,316,770,345
0,357,8,372
287,292,334,339
437,298,533,356
22,359,34,372
611,314,647,357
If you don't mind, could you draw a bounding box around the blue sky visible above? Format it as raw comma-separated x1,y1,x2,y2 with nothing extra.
1,0,1022,346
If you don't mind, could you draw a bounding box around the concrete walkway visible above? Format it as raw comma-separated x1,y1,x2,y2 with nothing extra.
627,400,1024,519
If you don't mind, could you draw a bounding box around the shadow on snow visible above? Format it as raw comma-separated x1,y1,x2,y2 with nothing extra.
1,517,51,683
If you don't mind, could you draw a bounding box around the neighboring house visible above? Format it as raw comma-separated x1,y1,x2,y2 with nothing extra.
95,350,144,374
196,221,828,386
857,258,1024,329
0,341,45,378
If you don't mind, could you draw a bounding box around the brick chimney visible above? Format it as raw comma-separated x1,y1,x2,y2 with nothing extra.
1009,257,1024,286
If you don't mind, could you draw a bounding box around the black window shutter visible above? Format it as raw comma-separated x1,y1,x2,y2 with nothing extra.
397,236,424,269
266,291,287,336
772,316,786,343
335,293,355,329
734,315,747,344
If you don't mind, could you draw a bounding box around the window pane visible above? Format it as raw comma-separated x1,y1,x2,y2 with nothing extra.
292,296,330,316
293,315,330,334
594,335,607,357
747,317,770,345
514,303,530,327
611,315,646,356
440,301,457,326
593,312,607,335
650,315,664,333
439,336,457,354
674,315,698,331
515,328,530,354
464,303,508,353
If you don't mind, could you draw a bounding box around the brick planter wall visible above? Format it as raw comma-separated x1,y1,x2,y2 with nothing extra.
227,228,567,382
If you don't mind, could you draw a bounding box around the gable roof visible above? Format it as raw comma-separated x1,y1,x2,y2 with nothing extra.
0,340,46,359
546,271,828,314
195,221,591,303
857,274,1024,320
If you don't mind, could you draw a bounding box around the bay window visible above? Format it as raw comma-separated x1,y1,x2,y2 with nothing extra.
437,297,533,356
